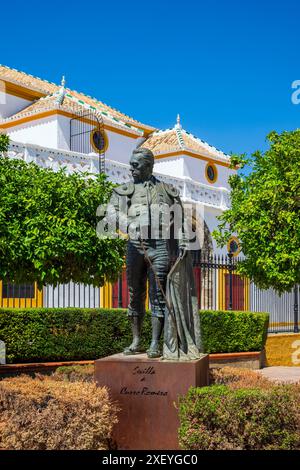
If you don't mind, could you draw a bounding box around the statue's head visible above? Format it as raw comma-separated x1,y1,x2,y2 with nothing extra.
129,147,154,183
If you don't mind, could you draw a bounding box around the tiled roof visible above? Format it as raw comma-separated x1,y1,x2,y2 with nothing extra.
2,92,145,135
0,65,154,133
3,94,82,120
142,122,230,162
0,65,57,95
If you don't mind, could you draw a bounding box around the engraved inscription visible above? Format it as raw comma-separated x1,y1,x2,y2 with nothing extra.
133,366,155,376
118,365,167,396
120,387,168,396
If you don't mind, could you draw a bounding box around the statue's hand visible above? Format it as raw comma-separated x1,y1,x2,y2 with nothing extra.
179,247,187,259
128,222,141,241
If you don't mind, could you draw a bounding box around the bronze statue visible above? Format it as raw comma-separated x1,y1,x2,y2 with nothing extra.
108,147,202,360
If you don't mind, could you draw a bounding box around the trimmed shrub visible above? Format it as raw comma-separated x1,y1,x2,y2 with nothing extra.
178,383,300,450
0,308,151,363
0,308,268,363
200,310,269,353
0,374,118,450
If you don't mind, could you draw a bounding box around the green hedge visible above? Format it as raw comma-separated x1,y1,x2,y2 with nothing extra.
0,308,269,363
200,310,269,353
178,385,300,450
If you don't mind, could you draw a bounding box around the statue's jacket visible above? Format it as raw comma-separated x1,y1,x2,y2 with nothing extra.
108,175,188,248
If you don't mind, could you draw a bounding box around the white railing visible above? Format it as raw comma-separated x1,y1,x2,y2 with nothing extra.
5,141,231,209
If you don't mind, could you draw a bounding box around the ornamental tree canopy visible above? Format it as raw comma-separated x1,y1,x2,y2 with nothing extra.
213,130,300,293
0,133,9,152
0,148,125,287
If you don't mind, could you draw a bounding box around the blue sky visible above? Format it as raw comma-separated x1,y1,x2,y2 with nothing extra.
1,0,300,158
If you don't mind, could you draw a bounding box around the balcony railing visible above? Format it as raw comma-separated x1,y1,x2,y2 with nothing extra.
6,141,231,209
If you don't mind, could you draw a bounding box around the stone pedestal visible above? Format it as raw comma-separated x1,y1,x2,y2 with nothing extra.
94,353,209,450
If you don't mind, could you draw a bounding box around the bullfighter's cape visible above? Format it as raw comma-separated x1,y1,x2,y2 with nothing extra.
163,253,203,361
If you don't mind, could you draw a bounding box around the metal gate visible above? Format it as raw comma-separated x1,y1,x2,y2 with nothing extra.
111,252,300,333
70,109,106,173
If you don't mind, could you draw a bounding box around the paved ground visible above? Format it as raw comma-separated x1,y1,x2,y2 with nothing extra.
258,366,300,383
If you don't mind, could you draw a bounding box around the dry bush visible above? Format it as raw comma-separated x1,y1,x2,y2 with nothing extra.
0,374,118,450
210,366,272,390
50,365,94,383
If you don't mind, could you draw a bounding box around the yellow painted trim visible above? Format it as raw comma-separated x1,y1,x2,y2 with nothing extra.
145,280,149,310
104,123,141,138
218,269,249,310
117,229,129,240
100,282,113,308
244,277,250,310
218,266,226,310
154,149,232,168
0,281,43,308
205,162,218,184
2,109,144,139
269,321,295,328
227,236,241,257
90,128,109,153
1,110,57,128
3,81,45,101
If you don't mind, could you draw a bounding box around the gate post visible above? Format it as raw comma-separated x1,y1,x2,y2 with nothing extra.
118,275,123,308
294,285,299,333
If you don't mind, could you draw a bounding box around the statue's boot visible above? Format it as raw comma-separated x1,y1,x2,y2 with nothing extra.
147,317,164,358
123,316,144,355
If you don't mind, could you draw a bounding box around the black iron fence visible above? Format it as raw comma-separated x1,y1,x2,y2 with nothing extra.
192,253,299,333
112,252,299,334
192,252,247,311
0,253,298,334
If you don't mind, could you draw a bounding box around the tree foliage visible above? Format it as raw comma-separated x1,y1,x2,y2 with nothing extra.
0,133,9,153
213,130,300,293
0,157,125,287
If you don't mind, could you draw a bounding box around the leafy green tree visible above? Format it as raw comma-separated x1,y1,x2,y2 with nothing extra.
213,130,300,293
0,133,9,152
0,155,125,287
